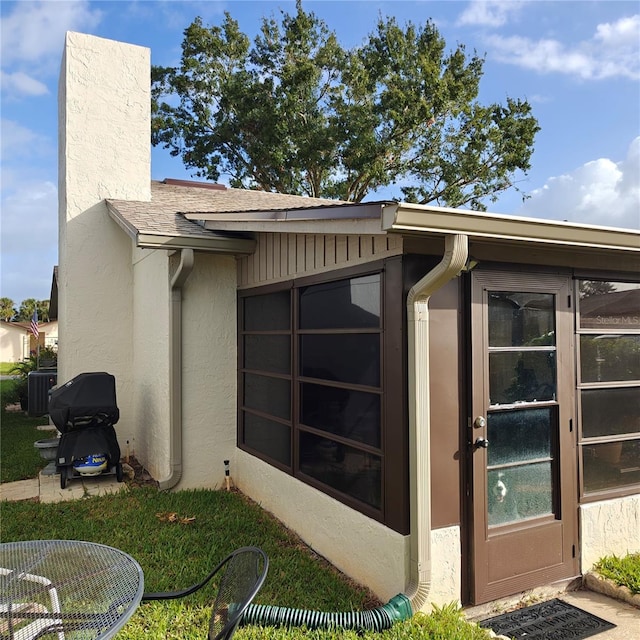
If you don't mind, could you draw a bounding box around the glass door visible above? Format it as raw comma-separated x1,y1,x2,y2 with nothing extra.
470,271,578,604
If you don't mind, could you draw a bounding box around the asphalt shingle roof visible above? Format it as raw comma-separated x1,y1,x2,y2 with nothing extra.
107,180,348,239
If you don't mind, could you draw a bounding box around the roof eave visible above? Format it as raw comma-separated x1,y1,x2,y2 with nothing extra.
383,203,640,253
137,233,256,254
107,201,256,254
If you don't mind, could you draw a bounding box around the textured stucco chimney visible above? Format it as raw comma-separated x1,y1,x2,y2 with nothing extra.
58,32,150,436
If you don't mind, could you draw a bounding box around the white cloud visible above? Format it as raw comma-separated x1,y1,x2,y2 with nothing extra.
0,0,102,66
518,137,640,229
1,70,49,98
458,1,527,27
487,15,640,80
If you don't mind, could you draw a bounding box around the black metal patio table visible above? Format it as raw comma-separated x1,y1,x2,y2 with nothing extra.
0,539,144,639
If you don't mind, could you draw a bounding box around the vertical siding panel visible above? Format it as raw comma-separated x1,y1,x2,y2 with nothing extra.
315,234,325,269
348,236,360,262
336,236,348,264
360,235,375,260
325,234,336,267
266,233,274,280
374,235,387,256
271,233,282,278
305,235,315,271
296,235,306,273
288,235,297,276
259,234,268,281
281,235,290,276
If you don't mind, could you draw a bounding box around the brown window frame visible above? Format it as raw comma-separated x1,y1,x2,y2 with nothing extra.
238,258,408,533
576,278,640,502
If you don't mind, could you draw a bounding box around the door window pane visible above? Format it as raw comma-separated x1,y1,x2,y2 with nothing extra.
300,334,380,387
300,275,380,329
579,335,640,383
488,462,553,527
489,292,555,347
490,351,556,404
244,373,290,420
244,413,291,466
581,388,640,438
488,408,552,467
300,383,380,447
299,431,381,509
244,291,290,331
583,439,640,493
244,335,290,374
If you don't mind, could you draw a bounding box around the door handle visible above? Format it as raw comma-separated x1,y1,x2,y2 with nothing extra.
474,437,489,449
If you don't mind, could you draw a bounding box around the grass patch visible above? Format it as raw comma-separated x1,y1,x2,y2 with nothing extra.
0,380,49,482
0,395,494,639
0,362,15,375
0,489,493,639
593,553,640,595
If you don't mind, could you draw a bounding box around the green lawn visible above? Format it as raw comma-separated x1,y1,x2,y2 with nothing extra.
0,379,50,482
0,388,493,639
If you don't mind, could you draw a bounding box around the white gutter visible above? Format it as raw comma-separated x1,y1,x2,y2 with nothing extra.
404,234,468,612
159,248,195,491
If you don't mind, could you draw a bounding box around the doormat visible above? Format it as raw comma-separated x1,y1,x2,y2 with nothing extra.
478,598,616,640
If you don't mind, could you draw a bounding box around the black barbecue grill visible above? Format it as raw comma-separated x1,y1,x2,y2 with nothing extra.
49,372,124,489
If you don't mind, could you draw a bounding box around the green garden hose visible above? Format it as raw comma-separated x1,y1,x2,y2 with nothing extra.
242,593,412,632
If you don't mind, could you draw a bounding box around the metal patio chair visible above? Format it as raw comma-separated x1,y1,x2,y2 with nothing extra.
142,546,268,640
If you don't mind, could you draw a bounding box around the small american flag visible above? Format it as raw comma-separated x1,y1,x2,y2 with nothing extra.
30,309,39,339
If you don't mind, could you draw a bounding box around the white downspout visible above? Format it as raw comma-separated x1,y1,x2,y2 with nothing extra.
404,234,468,612
159,248,195,491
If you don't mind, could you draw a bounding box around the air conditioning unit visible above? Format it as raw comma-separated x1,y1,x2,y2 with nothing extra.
28,371,58,417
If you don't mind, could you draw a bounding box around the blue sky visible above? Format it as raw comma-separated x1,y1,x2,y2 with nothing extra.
1,0,639,304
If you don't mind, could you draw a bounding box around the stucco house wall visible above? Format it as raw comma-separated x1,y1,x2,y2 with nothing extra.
180,251,239,489
0,323,28,362
131,247,170,477
58,32,150,448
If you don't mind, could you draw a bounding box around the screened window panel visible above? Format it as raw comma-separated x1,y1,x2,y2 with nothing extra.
244,412,291,467
579,335,640,383
244,335,290,374
300,383,380,447
244,291,290,331
299,431,381,509
300,334,380,387
244,373,290,420
299,275,380,329
583,439,640,493
581,388,640,438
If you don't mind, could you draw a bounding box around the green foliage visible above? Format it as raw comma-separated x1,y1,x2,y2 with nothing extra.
0,297,16,321
0,382,48,481
594,553,640,595
15,298,50,322
152,0,539,208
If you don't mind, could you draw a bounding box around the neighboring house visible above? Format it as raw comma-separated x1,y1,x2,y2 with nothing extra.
0,321,56,362
56,32,639,610
0,322,29,362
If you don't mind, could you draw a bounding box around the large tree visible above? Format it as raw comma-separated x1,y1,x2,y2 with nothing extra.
152,1,539,209
0,298,15,322
15,299,49,323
